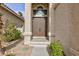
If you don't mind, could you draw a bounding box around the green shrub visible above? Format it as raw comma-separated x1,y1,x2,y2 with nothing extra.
49,40,64,56
14,30,21,39
3,21,21,42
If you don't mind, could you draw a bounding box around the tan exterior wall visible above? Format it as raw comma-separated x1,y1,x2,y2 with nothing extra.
0,6,24,28
53,4,71,55
52,3,79,56
53,3,71,55
69,4,79,55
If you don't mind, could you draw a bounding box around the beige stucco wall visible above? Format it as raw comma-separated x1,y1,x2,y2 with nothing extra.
52,3,79,56
69,4,79,55
53,4,71,55
0,6,24,28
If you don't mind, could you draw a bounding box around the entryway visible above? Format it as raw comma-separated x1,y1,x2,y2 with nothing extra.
32,3,49,41
24,3,52,50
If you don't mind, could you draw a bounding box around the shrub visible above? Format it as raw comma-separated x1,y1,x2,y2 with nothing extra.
14,30,21,39
49,40,64,56
3,21,21,42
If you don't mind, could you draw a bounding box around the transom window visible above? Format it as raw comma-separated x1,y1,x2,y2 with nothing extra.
33,6,47,17
35,6,44,17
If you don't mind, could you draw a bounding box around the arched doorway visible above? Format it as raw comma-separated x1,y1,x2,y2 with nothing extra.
32,4,49,38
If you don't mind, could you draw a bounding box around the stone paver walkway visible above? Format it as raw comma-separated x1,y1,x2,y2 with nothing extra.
31,46,49,56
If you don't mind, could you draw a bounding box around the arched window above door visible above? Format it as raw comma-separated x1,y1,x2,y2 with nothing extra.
35,6,45,17
33,6,47,17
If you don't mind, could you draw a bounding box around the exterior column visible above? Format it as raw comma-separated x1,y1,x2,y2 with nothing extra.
48,3,52,42
48,3,55,42
51,4,55,41
23,3,32,45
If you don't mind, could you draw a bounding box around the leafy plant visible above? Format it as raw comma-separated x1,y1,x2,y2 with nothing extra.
49,40,64,56
3,21,21,42
18,11,23,16
0,13,3,16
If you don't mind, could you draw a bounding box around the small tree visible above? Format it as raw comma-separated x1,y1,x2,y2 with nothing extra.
3,21,21,42
18,11,23,16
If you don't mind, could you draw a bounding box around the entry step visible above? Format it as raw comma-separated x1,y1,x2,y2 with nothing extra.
30,42,50,47
32,37,48,42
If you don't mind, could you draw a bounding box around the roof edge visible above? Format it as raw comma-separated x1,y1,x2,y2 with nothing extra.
0,3,24,22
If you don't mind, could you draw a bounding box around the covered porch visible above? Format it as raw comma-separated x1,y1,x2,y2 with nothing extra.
24,3,54,46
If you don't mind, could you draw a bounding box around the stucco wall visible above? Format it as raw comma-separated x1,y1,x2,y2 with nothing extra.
53,3,79,56
68,4,79,55
53,4,71,55
0,6,24,28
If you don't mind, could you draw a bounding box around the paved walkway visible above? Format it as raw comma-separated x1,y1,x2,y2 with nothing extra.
31,46,49,56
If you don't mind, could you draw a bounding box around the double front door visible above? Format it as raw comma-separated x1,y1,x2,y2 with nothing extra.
32,17,47,37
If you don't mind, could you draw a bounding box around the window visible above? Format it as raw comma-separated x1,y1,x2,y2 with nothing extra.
36,6,44,16
35,6,45,17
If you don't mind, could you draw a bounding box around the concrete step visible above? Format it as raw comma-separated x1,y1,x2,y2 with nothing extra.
30,42,49,47
32,37,48,41
31,37,49,47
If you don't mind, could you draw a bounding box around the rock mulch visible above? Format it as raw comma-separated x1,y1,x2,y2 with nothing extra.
4,40,32,56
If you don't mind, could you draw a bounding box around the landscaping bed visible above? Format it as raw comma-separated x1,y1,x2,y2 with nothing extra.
1,39,32,56
0,21,32,56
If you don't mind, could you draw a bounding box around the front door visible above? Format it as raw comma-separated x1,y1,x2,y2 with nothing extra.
32,5,48,37
32,17,47,37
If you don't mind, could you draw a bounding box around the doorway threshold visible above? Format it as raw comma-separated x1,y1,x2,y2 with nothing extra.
33,36,47,39
32,36,48,42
